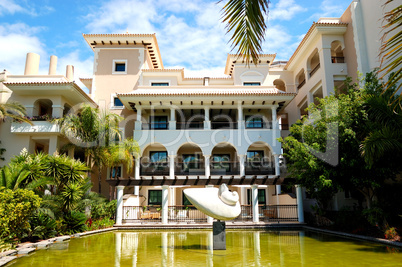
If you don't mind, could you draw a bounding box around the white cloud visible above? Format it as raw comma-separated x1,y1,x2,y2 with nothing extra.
269,0,307,21
84,0,231,76
0,23,47,74
308,0,348,21
0,0,54,17
0,0,24,16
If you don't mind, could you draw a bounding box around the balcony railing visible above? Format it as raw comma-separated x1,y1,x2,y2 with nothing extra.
210,161,239,175
140,162,169,176
309,63,320,77
175,164,205,175
123,205,298,223
176,121,204,129
245,161,275,175
331,56,345,63
297,80,306,89
142,122,168,130
211,121,238,129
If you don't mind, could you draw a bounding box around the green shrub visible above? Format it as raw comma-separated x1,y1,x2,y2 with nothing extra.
62,210,88,234
28,210,57,240
86,217,115,231
0,187,41,241
90,200,117,220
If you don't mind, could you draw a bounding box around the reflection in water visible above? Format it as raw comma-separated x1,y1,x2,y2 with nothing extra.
11,230,402,267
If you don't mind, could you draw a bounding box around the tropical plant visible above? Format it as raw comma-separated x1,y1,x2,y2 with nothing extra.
379,0,402,93
360,72,402,167
62,210,88,234
0,187,41,241
0,99,32,124
279,73,399,210
220,0,269,65
58,105,122,194
28,210,57,241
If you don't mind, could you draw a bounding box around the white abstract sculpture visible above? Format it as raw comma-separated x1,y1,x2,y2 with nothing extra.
183,184,241,220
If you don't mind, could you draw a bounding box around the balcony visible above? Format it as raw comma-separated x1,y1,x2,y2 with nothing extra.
297,80,306,90
331,57,345,63
11,121,60,134
309,63,320,77
176,121,204,129
245,161,275,175
211,121,238,129
140,162,169,176
210,162,240,175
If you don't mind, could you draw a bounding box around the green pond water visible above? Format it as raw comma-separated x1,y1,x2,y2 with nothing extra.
11,230,402,266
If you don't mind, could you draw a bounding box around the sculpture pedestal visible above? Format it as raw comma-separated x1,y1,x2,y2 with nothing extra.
213,221,226,250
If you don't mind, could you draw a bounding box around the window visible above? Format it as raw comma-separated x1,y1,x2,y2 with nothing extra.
182,154,200,171
150,116,168,129
212,154,231,172
112,60,127,74
148,190,162,205
247,189,266,205
115,63,126,72
247,151,264,162
150,151,168,163
245,115,263,128
151,82,169,86
113,97,123,107
243,82,260,86
182,192,192,206
111,166,122,178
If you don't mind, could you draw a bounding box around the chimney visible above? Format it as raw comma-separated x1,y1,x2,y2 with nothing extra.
24,53,40,75
66,65,74,81
48,55,57,75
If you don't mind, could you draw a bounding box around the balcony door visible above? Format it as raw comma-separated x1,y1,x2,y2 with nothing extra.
212,154,231,172
182,154,200,172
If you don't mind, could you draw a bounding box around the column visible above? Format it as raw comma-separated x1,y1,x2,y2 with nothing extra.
204,107,210,129
274,154,281,195
135,107,142,130
237,104,244,129
296,185,304,223
135,158,140,179
239,154,246,177
48,136,59,155
204,155,210,178
68,147,75,158
116,185,125,225
206,185,214,224
319,47,335,96
169,107,176,130
52,105,64,118
252,184,259,223
271,106,278,130
169,155,175,179
162,185,169,224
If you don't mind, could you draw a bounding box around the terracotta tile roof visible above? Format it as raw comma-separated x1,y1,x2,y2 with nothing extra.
118,88,295,97
285,22,348,69
3,81,96,105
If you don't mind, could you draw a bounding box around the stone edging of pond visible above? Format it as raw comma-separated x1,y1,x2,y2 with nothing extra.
303,226,402,248
0,227,115,266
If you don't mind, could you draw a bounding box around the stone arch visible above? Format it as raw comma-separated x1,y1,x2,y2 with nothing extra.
307,48,320,77
295,69,306,90
33,99,53,117
273,79,286,92
331,40,345,63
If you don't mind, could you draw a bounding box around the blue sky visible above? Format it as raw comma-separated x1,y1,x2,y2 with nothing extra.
0,0,352,79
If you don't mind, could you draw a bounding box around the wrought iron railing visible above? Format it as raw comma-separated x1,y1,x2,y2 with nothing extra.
122,205,299,223
297,80,306,89
245,162,275,175
309,63,321,77
176,121,204,129
211,121,238,129
331,56,345,63
210,161,240,175
142,122,168,130
140,162,169,176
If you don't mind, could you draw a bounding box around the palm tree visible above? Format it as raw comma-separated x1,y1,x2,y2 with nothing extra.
379,0,402,94
360,73,402,167
220,0,269,65
0,91,32,124
58,105,122,194
106,137,140,199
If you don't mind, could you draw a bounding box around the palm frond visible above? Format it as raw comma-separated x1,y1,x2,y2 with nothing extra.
220,0,269,65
